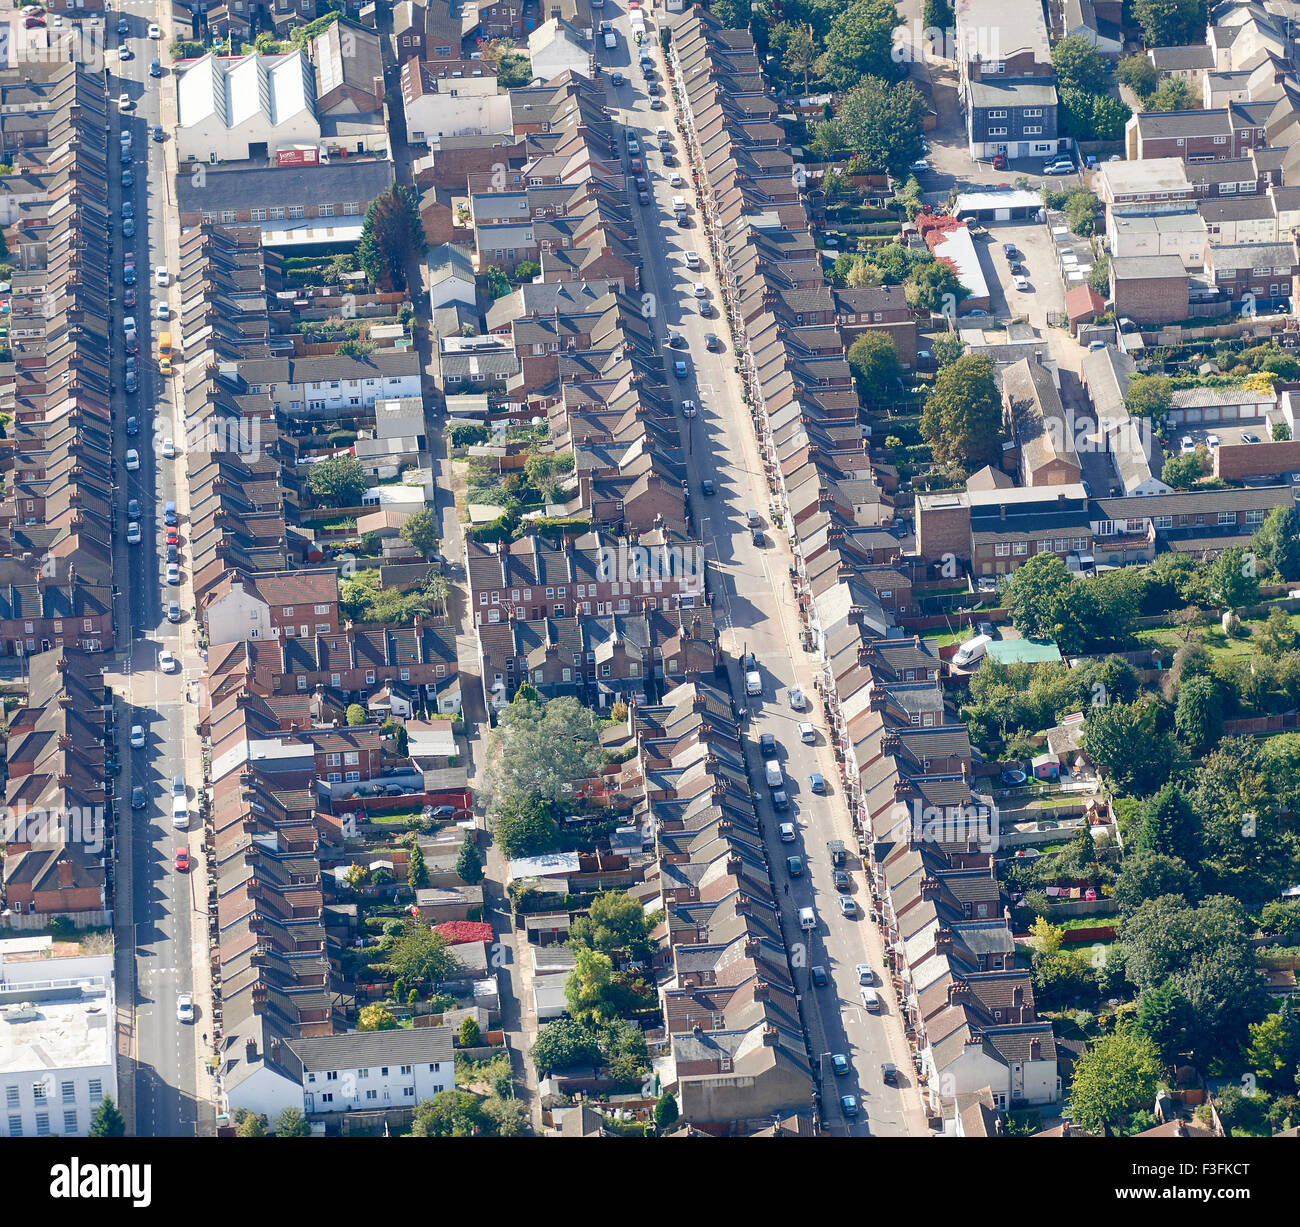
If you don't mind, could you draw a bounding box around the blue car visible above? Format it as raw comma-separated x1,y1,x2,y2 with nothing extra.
786,854,803,876
809,772,825,794
840,1094,859,1117
831,1053,849,1076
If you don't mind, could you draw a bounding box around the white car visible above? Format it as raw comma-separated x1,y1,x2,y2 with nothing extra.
684,252,700,270
692,282,706,298
670,172,683,188
1180,436,1196,454
155,266,169,286
126,521,141,545
855,963,874,985
118,93,133,111
125,449,140,470
1206,433,1221,448
788,686,806,710
162,437,175,459
167,562,180,585
148,23,161,38
1013,275,1030,291
798,721,816,744
176,993,194,1023
779,822,796,842
159,648,179,674
156,302,169,320
130,724,145,748
909,157,929,172
681,399,697,417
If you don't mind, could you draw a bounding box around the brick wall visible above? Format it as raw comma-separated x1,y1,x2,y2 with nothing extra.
1215,438,1300,480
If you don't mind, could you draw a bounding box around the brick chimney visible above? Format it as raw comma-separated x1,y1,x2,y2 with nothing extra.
935,928,953,955
947,980,970,1004
57,860,75,887
761,1025,778,1046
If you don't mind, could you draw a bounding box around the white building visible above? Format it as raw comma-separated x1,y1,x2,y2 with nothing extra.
175,50,320,164
528,18,591,81
0,941,117,1138
222,352,423,417
428,243,476,311
224,1025,456,1119
400,59,512,145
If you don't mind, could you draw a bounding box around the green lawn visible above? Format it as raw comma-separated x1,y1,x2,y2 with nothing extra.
1133,611,1300,661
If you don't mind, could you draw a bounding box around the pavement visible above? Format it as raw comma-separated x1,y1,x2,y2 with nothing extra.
107,0,214,1137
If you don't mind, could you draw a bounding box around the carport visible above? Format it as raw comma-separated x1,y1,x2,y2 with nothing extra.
953,189,1045,224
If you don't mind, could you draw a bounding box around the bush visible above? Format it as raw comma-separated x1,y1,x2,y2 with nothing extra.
327,429,357,448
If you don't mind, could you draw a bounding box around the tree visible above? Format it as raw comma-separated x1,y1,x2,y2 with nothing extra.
1133,0,1208,48
407,841,428,891
356,184,425,291
919,353,1001,470
1116,53,1161,99
345,703,367,726
569,890,656,962
654,1091,680,1129
1204,545,1260,611
358,1004,398,1031
1147,76,1193,111
1088,254,1110,295
817,0,902,91
847,332,903,404
344,863,368,890
1252,506,1300,581
1133,784,1201,864
1051,34,1111,94
933,333,965,367
1247,1004,1300,1093
480,1094,528,1136
1081,700,1174,795
1162,453,1203,489
1133,979,1195,1065
493,793,559,858
384,921,458,989
236,1111,269,1137
817,76,926,178
1069,1029,1164,1135
524,450,575,502
307,454,368,507
400,508,440,559
482,694,604,810
783,22,817,94
485,266,512,299
1064,189,1101,237
411,1090,485,1137
88,1097,126,1137
1003,553,1091,651
1175,673,1224,749
905,258,969,315
565,948,618,1023
1087,566,1145,645
846,257,885,288
530,1019,603,1075
459,1016,482,1048
1259,606,1300,658
274,1107,311,1137
457,833,484,884
1088,93,1132,143
1125,373,1173,419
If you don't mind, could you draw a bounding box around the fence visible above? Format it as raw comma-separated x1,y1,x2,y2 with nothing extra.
0,909,112,931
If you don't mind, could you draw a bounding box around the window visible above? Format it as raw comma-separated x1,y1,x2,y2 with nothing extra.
1012,541,1027,556
1024,108,1042,118
319,203,335,217
61,1082,74,1103
1153,515,1173,529
988,127,1008,137
35,1113,49,1137
1219,509,1237,524
288,205,305,220
8,1116,20,1137
326,1071,339,1081
987,109,1007,119
994,542,1010,557
32,1083,45,1103
400,1066,412,1075
344,202,361,215
63,1111,78,1134
1037,540,1052,553
250,208,268,222
88,1080,102,1102
1072,538,1087,551
1024,126,1042,135
221,209,237,223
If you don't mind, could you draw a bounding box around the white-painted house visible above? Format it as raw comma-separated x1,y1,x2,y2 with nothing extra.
528,18,591,82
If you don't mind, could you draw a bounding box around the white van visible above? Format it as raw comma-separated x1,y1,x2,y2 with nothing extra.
860,986,880,1012
745,670,762,696
764,759,783,788
171,795,189,830
952,633,992,670
672,195,687,214
799,906,816,930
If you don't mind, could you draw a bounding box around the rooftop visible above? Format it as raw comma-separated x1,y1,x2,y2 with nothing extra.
0,977,114,1075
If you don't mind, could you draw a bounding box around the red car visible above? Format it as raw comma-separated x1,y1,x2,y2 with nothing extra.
124,287,137,308
174,847,190,872
166,527,179,546
992,154,1008,171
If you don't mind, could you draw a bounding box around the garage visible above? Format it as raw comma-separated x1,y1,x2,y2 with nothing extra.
954,188,1046,225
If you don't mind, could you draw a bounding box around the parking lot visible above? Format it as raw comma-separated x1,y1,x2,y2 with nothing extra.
975,218,1069,328
1173,422,1271,451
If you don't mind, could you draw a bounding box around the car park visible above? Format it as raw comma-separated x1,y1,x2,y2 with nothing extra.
787,854,803,876
798,722,815,744
176,993,194,1023
130,724,145,748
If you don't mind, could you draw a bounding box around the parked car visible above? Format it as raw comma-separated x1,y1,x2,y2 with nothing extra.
810,964,828,987
787,854,804,876
759,732,776,756
126,521,141,546
167,600,181,623
809,772,825,794
855,963,873,985
788,686,806,710
840,1094,859,1117
705,332,722,351
798,722,815,744
131,785,146,810
881,1062,899,1085
833,869,850,891
152,125,164,142
830,1053,849,1076
125,449,140,470
126,416,138,436
992,153,1007,170
1042,158,1075,175
1013,275,1030,291
176,993,194,1023
779,822,796,842
174,847,191,872
130,724,146,748
838,895,857,918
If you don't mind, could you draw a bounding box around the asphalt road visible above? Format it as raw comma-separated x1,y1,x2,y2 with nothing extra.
111,0,206,1137
605,7,921,1135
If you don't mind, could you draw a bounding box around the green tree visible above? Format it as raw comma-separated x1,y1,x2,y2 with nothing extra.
384,922,458,989
1134,784,1201,863
1258,606,1299,658
1147,76,1193,111
569,890,656,962
485,266,512,299
356,183,426,292
411,1090,485,1137
459,1016,482,1048
1116,53,1160,99
1003,553,1090,650
358,1004,398,1031
654,1091,679,1129
236,1111,269,1137
816,76,926,178
1175,673,1224,749
345,703,367,726
523,450,575,502
1133,0,1208,48
1112,849,1199,912
407,841,428,891
1088,93,1132,142
1088,254,1111,295
88,1097,126,1137
918,352,1000,470
565,948,619,1023
493,793,558,858
1204,545,1260,611
905,258,969,315
274,1107,311,1137
1051,34,1111,94
457,833,484,884
1125,373,1173,419
1252,506,1300,581
1133,978,1195,1065
1064,190,1101,236
1162,453,1203,489
1069,1029,1164,1135
816,0,902,91
483,694,604,810
400,508,440,559
307,454,369,507
1081,700,1174,794
783,22,817,94
530,1018,603,1076
481,1094,528,1136
847,332,903,404
1247,1003,1300,1093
